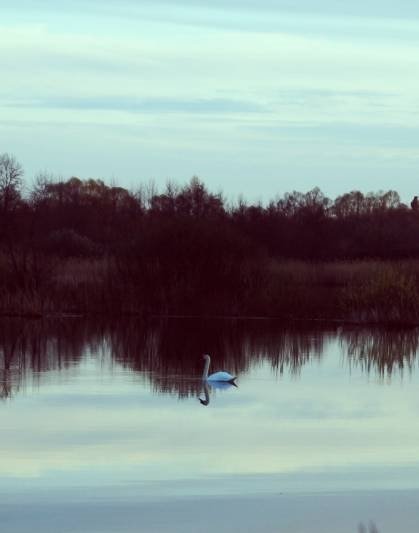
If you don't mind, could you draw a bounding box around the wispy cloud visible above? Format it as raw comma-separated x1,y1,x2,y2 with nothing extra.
7,97,264,114
6,0,419,21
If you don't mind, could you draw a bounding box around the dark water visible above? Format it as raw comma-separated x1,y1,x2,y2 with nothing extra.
1,318,419,532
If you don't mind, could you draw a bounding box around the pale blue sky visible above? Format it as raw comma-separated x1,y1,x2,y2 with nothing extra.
1,0,418,202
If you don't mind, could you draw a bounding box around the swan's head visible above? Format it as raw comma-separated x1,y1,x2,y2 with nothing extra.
202,354,210,360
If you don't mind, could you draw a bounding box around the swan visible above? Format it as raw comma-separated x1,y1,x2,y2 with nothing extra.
202,354,236,384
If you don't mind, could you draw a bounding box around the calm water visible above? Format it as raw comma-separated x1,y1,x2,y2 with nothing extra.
1,318,419,532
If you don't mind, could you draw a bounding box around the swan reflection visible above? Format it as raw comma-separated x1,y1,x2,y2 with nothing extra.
199,380,237,406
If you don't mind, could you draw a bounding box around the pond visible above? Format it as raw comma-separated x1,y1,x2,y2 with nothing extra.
0,318,418,532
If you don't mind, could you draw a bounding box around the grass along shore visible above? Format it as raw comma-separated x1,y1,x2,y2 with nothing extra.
1,255,419,324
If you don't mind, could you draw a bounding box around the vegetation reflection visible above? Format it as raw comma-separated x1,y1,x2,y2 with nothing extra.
1,318,418,399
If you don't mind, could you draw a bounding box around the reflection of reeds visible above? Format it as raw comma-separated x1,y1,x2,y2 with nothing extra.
358,521,380,533
2,317,419,398
0,317,328,399
341,327,419,378
0,317,107,399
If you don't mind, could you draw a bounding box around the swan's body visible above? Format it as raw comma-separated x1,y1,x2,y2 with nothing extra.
202,354,236,383
207,371,235,382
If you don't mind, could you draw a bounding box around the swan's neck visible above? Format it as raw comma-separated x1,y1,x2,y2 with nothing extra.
202,357,210,380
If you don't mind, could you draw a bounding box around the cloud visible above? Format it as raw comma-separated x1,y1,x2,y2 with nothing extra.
7,97,264,114
6,0,419,21
249,122,419,149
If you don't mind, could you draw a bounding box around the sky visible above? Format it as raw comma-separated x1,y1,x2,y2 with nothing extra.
1,0,419,203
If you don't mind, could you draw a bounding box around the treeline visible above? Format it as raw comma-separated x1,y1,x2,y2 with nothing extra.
1,152,419,319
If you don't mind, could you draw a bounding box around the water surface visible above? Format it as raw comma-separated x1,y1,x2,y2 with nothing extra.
1,318,418,532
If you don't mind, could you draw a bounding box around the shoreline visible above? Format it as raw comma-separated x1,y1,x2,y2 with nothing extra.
2,488,418,533
1,311,419,329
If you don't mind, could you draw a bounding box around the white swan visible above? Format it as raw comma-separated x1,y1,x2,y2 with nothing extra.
202,354,236,384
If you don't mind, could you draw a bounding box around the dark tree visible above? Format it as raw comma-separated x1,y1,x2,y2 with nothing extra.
0,153,23,216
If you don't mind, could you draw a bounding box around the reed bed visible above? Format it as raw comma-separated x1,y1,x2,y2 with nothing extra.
2,254,419,323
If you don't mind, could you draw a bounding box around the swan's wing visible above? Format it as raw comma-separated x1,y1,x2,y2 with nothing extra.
207,371,235,382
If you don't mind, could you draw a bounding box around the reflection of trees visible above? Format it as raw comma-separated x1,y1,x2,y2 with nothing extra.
108,318,328,396
340,327,419,377
0,318,103,399
2,318,419,399
0,318,329,399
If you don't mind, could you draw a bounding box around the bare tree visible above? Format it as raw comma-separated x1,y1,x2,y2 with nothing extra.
0,153,23,214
